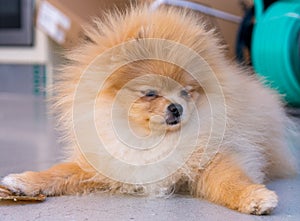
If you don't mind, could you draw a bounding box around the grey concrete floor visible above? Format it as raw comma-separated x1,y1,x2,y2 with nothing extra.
0,93,299,221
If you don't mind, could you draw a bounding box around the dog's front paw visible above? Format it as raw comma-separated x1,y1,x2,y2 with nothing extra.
239,185,278,215
1,172,41,196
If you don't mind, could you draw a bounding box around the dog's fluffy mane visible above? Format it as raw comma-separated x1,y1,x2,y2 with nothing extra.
51,5,297,196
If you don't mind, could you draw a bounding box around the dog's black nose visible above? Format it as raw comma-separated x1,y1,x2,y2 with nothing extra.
167,103,183,117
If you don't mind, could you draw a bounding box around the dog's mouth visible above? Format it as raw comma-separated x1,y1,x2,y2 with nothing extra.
165,115,181,125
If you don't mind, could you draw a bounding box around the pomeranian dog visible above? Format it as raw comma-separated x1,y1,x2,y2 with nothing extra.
1,5,297,215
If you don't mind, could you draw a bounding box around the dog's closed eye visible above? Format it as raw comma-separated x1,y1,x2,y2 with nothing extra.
142,90,159,100
180,89,191,98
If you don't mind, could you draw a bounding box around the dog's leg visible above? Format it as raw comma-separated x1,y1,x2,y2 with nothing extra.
196,155,278,215
1,162,108,196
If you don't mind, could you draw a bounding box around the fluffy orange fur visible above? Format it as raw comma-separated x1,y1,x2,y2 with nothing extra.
1,5,297,215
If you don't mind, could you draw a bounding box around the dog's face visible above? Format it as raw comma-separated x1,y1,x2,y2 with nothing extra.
126,76,200,132
103,60,202,135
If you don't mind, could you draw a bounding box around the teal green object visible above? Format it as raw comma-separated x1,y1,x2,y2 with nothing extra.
252,0,300,106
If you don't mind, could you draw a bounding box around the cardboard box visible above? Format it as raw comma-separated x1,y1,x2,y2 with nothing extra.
36,0,247,57
36,0,131,48
154,0,247,57
192,0,245,57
